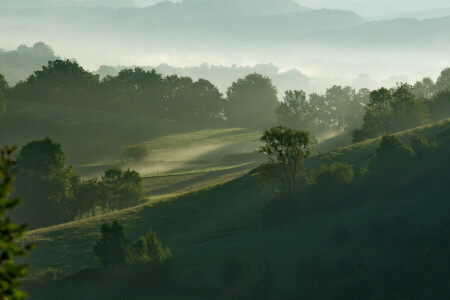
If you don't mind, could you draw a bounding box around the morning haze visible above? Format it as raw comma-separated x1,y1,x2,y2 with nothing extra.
0,0,449,299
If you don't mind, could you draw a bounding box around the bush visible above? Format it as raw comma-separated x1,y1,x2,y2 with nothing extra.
122,145,149,161
410,134,438,160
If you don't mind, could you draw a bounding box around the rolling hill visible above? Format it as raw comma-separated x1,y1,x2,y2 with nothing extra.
20,118,450,299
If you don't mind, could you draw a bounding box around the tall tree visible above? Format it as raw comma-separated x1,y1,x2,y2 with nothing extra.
0,146,34,300
225,73,279,126
15,137,80,228
93,221,129,271
260,126,309,193
276,90,315,132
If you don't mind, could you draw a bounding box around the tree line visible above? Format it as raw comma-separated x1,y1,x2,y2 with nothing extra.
1,59,448,135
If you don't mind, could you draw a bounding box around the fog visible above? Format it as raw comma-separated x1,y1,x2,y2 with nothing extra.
0,0,449,92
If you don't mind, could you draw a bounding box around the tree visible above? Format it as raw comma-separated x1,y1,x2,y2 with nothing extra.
0,146,34,300
10,59,99,106
101,168,144,210
14,137,80,228
260,126,309,193
436,67,450,92
352,84,428,142
413,77,436,99
122,145,149,161
130,229,172,264
0,73,8,118
225,73,279,126
276,90,315,132
428,90,450,121
93,221,129,271
368,135,414,175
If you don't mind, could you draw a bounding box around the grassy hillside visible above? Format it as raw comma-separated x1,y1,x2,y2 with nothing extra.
21,118,450,299
0,100,263,177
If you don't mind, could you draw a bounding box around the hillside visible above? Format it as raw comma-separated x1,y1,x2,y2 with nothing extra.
21,118,450,299
0,100,263,178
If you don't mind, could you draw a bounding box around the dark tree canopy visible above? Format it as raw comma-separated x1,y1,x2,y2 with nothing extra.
225,73,279,126
352,84,428,142
94,221,129,270
15,137,80,228
11,59,100,106
260,126,309,193
436,67,450,93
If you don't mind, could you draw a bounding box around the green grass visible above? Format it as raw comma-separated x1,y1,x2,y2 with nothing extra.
21,118,450,289
0,100,262,177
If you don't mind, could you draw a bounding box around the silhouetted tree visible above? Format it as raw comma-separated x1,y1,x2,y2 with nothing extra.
101,168,144,210
260,126,309,193
14,137,80,228
93,221,129,271
0,146,34,300
225,73,278,126
353,84,428,142
436,67,450,92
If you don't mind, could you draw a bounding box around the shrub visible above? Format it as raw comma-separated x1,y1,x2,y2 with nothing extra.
410,134,438,160
122,145,149,161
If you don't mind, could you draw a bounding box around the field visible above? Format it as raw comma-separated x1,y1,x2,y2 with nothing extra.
0,100,263,178
20,118,450,299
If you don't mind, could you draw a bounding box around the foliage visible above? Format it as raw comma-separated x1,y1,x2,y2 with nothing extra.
93,221,129,271
436,67,450,92
122,144,149,161
352,84,429,142
260,126,309,193
101,168,145,210
276,90,315,132
368,135,414,174
225,73,279,126
312,162,354,188
14,137,80,228
413,77,436,99
129,229,172,264
0,146,34,300
8,62,224,123
410,134,438,160
0,73,7,118
427,90,450,121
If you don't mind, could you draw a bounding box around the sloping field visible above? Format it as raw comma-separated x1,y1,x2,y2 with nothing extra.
21,118,450,295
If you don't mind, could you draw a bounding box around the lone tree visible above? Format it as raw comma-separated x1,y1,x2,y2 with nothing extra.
260,126,309,193
93,221,129,271
0,146,34,300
